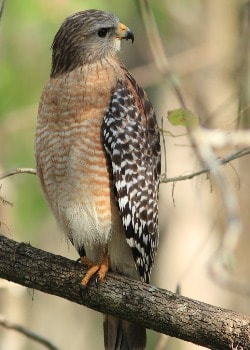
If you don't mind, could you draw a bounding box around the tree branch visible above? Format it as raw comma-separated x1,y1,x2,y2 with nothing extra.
0,235,249,350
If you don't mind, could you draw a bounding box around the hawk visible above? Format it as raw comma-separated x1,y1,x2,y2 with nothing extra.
35,9,161,350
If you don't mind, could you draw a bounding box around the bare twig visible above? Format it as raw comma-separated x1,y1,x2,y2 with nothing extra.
161,146,250,184
0,315,61,350
0,168,36,180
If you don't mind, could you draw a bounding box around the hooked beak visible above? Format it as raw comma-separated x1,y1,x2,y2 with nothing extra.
117,22,134,43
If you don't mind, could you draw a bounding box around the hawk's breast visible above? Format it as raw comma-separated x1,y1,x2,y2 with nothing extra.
35,61,125,252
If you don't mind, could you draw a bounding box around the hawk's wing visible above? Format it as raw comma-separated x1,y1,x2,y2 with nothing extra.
103,73,161,283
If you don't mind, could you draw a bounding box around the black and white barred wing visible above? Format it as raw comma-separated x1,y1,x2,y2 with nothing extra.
103,77,161,283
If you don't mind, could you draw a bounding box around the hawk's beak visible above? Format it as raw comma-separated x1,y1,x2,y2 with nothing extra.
117,23,134,43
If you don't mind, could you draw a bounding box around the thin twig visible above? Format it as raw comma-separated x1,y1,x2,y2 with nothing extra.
0,315,61,350
0,167,36,180
160,147,250,184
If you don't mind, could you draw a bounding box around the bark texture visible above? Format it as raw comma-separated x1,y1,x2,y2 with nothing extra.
0,235,249,349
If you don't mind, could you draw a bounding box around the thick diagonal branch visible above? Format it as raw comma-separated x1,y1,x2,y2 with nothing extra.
0,235,249,350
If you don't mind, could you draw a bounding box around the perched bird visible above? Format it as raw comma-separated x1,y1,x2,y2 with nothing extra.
35,9,161,350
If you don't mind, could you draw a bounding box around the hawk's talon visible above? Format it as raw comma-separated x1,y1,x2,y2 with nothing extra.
81,264,100,286
95,275,100,287
79,254,109,287
97,256,109,282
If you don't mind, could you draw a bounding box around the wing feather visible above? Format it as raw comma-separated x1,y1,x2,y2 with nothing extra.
103,75,160,282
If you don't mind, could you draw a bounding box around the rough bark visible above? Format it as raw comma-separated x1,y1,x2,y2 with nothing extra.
0,234,249,350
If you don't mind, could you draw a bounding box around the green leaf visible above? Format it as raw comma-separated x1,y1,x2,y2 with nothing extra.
167,108,200,129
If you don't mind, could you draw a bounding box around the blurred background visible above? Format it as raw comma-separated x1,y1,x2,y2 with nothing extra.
0,0,249,349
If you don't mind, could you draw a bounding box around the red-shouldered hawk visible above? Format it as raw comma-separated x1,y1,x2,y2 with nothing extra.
35,9,160,350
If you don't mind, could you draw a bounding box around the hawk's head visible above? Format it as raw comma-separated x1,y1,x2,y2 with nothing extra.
51,9,134,77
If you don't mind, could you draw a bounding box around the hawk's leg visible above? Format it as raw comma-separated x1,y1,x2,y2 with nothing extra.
80,253,109,286
97,254,109,282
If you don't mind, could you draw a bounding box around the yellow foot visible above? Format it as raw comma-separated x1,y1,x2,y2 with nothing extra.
80,254,109,287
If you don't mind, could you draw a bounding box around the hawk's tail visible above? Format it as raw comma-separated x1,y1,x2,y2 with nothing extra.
104,314,146,350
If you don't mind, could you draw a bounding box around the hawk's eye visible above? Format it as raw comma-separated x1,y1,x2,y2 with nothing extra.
98,28,109,38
